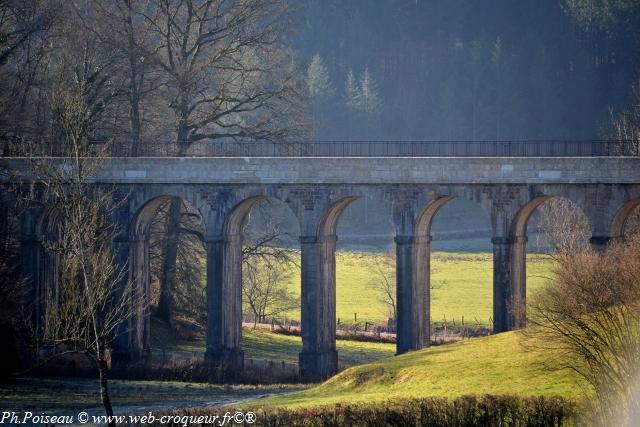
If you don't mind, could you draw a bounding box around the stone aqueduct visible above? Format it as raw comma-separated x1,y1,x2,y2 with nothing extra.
4,155,640,381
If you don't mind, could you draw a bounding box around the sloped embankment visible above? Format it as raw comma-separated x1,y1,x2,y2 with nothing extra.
255,331,590,409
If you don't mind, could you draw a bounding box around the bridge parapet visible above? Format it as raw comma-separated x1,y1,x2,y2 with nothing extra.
2,157,640,185
3,139,639,158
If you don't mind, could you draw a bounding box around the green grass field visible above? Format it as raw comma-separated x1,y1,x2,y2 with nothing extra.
173,328,395,367
252,331,591,410
275,251,555,325
164,250,556,367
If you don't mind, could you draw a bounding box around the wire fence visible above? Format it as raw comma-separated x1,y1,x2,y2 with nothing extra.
3,139,640,157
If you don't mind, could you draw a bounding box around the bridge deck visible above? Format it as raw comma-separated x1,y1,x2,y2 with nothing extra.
3,156,639,185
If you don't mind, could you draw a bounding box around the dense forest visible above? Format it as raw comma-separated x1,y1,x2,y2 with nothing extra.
298,0,640,140
1,0,639,149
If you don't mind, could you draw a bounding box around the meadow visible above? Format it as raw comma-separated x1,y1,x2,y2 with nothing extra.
275,251,555,326
158,250,556,368
161,250,555,367
173,328,395,368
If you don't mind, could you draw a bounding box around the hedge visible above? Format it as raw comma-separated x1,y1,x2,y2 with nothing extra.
155,395,578,427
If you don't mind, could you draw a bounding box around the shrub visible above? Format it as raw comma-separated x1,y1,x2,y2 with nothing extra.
155,395,577,427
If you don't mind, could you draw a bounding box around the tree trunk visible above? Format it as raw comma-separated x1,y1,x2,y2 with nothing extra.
98,351,115,426
128,84,142,156
157,113,190,321
157,197,181,323
125,3,142,157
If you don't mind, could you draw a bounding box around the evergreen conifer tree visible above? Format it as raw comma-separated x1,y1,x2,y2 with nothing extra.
359,66,382,114
307,53,334,98
345,68,361,110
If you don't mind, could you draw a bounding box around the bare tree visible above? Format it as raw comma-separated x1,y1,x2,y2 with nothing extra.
241,201,297,326
137,0,307,151
146,198,298,333
16,88,134,424
147,198,206,327
242,202,296,264
367,250,396,320
1,0,128,154
367,249,443,325
77,0,170,155
535,197,591,255
526,235,640,426
610,79,640,155
0,1,47,65
126,0,307,314
8,12,136,418
243,259,296,326
0,0,57,153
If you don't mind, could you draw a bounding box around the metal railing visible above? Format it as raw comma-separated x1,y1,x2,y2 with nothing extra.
3,140,640,157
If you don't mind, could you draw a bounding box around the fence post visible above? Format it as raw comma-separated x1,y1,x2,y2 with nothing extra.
444,316,447,342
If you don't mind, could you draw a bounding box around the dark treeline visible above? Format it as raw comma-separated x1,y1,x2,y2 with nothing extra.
0,0,308,157
1,0,639,151
299,0,640,141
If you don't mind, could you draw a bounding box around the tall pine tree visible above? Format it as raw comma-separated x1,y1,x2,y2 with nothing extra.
307,53,334,98
359,66,382,114
307,53,334,138
344,68,360,110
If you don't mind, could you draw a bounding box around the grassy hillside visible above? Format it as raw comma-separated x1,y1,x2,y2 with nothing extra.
173,328,395,367
252,331,590,409
276,251,554,325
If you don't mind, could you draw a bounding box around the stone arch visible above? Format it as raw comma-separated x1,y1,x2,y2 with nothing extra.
319,196,361,332
205,194,302,369
510,195,554,239
610,198,640,239
510,194,592,247
224,194,302,242
128,195,207,362
221,192,303,240
414,191,494,242
131,195,207,240
223,195,267,237
36,207,64,237
132,195,175,236
415,196,456,237
206,196,266,369
318,196,360,238
506,194,590,329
